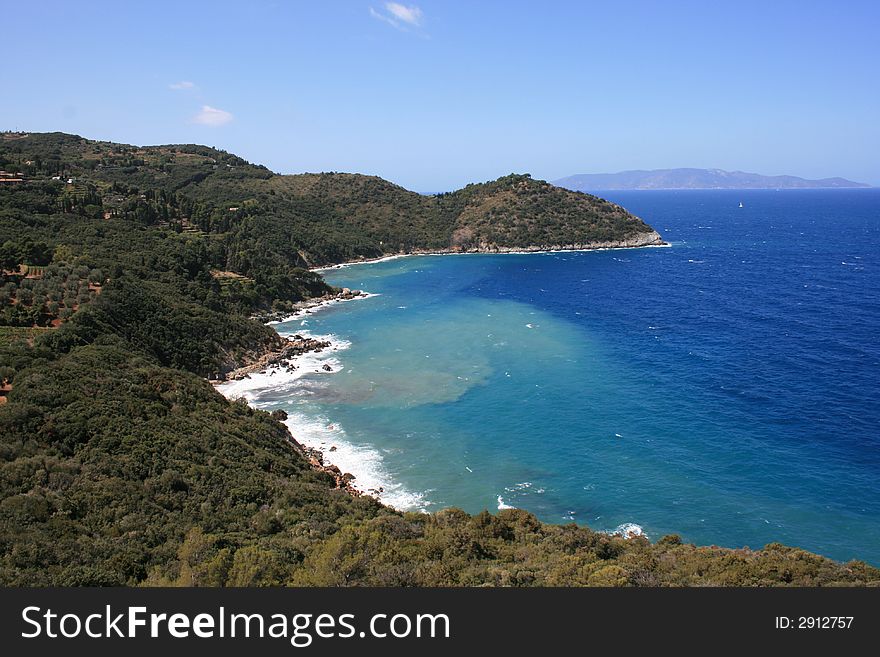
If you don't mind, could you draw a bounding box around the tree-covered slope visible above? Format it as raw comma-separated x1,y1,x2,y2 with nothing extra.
0,342,386,586
1,132,661,268
1,132,875,586
443,174,660,250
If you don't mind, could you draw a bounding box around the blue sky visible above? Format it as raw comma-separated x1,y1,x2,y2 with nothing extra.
2,0,878,190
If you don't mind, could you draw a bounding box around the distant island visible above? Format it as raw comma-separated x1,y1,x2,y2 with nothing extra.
553,168,871,191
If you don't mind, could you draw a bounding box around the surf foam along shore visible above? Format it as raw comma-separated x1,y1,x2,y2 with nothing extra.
279,409,429,511
259,287,379,324
215,290,429,512
608,523,647,540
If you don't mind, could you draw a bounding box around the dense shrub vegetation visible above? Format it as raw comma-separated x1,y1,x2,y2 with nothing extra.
0,132,876,586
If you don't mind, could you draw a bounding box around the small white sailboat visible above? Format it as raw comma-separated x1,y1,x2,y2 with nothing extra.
738,201,744,208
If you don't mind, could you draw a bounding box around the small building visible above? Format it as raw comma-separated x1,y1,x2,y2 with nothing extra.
0,171,23,184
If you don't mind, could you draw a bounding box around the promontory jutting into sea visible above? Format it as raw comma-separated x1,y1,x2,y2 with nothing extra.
221,186,880,566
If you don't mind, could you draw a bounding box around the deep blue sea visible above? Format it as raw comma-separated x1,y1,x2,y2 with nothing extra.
233,190,880,565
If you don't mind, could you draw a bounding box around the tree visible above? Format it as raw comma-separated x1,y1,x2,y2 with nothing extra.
16,288,34,306
0,241,22,270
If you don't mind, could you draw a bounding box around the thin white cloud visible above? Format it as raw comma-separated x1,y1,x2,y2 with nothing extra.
386,3,423,25
370,3,424,30
193,105,233,127
169,81,195,90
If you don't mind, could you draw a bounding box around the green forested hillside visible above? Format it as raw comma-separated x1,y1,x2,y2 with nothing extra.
0,132,876,586
1,132,660,267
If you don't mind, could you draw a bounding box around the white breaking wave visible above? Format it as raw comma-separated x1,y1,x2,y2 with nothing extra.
497,496,516,510
607,522,647,539
215,324,429,513
497,482,537,510
282,411,428,512
216,331,349,402
267,292,381,326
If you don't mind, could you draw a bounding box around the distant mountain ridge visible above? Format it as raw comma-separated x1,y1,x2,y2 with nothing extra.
554,168,871,191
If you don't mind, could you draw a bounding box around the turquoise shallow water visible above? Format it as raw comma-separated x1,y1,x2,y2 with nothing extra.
240,190,880,564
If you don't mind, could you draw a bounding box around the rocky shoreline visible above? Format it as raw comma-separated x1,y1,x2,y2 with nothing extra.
218,335,334,382
257,287,369,324
213,287,373,500
265,409,364,498
212,288,368,383
313,230,667,271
